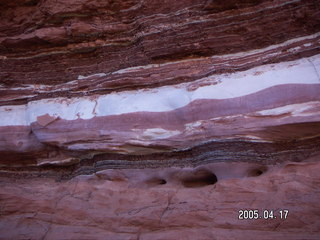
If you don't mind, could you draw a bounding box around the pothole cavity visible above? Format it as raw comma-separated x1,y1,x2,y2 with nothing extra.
145,178,167,187
247,166,268,177
181,169,217,188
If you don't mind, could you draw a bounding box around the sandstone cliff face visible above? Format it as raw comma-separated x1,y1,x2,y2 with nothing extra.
0,0,320,239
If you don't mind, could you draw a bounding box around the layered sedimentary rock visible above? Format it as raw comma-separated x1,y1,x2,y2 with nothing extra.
0,0,320,239
1,161,320,240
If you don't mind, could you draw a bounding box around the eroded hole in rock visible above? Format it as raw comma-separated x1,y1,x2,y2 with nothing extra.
24,0,39,6
145,178,167,187
181,170,217,188
248,166,268,177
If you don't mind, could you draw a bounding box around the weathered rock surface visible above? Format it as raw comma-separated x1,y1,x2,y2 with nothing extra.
0,0,320,239
1,160,320,240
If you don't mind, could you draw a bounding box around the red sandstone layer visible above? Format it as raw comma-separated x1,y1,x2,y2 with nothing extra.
1,160,320,240
0,0,320,239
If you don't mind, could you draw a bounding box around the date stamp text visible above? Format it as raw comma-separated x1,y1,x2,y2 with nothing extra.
238,209,289,220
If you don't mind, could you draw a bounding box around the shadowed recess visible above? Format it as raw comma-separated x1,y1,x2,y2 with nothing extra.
247,166,268,177
181,169,218,188
145,177,167,187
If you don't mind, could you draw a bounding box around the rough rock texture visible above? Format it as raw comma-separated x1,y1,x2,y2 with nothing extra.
0,0,320,239
1,161,320,240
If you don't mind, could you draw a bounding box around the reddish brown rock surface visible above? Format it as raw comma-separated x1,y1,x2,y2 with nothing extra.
0,0,320,239
1,160,320,240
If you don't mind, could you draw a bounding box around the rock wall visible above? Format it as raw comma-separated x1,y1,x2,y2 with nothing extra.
0,0,320,239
